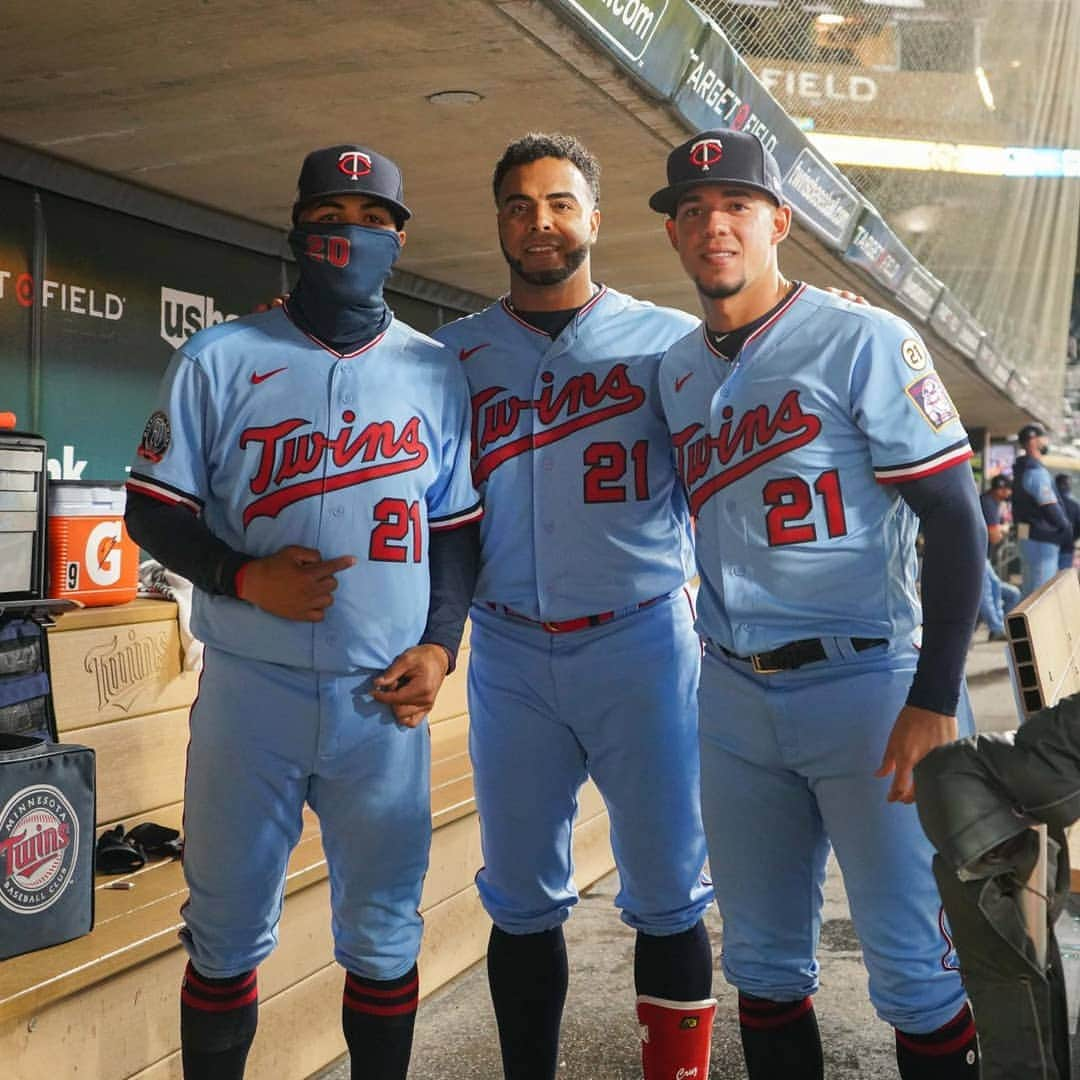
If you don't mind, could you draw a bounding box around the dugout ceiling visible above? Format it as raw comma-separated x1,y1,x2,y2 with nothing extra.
0,0,1039,435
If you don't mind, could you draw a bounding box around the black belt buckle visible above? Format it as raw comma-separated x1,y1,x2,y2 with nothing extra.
750,638,826,673
750,653,783,675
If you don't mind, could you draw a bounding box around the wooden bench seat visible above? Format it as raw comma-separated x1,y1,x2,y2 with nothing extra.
0,601,616,1079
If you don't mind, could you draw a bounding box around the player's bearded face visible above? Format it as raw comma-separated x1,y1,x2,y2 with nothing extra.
496,157,600,290
499,238,592,286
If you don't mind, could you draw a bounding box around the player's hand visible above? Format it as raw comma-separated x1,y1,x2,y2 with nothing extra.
252,294,289,314
825,286,870,306
371,644,451,728
875,705,958,804
237,545,355,621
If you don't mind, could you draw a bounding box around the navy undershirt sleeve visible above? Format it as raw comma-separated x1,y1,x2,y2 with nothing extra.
125,489,249,597
895,465,987,715
419,521,481,672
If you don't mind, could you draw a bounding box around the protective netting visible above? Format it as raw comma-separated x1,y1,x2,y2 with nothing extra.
691,0,1080,436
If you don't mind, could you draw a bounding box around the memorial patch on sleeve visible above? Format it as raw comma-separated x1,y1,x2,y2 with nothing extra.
905,373,958,431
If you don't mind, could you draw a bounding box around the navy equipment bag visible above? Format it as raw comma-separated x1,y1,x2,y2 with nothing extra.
0,733,95,959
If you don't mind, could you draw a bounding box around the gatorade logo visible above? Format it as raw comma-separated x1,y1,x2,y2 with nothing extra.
85,521,123,587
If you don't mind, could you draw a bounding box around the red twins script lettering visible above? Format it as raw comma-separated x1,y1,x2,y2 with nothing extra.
0,822,71,884
471,363,646,483
671,389,821,515
239,413,428,526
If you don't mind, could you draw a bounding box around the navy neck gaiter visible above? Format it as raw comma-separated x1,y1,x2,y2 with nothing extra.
287,223,399,352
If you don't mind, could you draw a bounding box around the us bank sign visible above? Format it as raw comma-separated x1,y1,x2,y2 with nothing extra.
560,0,669,63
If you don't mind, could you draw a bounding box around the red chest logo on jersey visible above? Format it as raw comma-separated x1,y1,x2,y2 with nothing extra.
671,389,821,515
239,412,428,526
470,363,646,483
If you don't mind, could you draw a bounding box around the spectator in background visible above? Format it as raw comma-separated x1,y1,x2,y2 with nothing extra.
978,474,1020,641
1012,423,1071,597
1054,474,1080,570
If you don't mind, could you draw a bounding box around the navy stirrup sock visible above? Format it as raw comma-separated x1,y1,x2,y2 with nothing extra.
342,965,419,1080
487,925,568,1080
895,1003,979,1078
738,992,824,1080
180,963,258,1080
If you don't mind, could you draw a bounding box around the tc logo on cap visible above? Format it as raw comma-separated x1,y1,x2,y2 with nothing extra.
689,138,724,172
337,151,372,179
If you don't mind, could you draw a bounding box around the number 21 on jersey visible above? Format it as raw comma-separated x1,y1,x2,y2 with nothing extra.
763,469,847,546
583,440,650,503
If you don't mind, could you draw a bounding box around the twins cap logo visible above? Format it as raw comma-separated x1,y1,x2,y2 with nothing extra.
689,138,724,172
0,785,80,914
338,151,372,180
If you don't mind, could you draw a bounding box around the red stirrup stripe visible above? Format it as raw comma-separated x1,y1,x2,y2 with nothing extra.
738,995,813,1030
895,1013,977,1057
344,973,419,1000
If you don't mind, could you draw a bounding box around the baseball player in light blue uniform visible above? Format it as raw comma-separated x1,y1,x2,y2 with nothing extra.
434,134,716,1080
126,145,481,1080
652,130,985,1080
1012,422,1070,597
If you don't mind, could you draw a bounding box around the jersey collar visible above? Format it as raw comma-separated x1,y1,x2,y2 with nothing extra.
702,281,807,360
282,300,390,358
499,284,608,338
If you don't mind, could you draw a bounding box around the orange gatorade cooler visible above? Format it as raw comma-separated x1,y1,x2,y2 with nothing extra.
47,482,138,606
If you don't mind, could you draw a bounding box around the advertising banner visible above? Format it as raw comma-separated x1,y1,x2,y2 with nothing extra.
546,0,709,98
976,339,1014,390
895,262,944,323
929,289,984,362
843,208,912,294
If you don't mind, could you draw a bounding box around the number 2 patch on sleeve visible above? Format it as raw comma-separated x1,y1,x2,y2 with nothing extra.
904,372,958,431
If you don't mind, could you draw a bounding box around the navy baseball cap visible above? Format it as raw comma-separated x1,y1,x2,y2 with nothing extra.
649,129,785,215
293,144,412,224
1017,422,1046,443
989,474,1012,491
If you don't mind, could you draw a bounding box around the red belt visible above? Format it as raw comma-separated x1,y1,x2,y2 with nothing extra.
485,595,663,634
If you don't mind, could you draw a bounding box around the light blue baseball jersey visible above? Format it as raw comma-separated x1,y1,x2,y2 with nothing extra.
128,307,481,673
434,286,698,620
659,283,972,655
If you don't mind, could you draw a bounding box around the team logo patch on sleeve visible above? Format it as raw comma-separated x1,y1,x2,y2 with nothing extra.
137,410,171,463
901,337,930,371
905,373,958,430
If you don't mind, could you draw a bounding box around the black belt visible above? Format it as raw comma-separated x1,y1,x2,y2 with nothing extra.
714,636,888,674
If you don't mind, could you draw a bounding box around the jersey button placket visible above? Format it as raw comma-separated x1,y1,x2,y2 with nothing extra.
533,354,558,615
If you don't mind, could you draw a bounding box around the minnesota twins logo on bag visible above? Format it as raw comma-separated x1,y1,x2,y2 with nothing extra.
0,784,80,914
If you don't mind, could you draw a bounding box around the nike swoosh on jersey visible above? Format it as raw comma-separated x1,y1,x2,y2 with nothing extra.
459,344,490,362
250,367,288,384
675,372,694,392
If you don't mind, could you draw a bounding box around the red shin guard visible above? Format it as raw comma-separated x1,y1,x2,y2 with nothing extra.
637,995,718,1080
